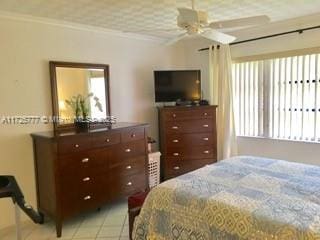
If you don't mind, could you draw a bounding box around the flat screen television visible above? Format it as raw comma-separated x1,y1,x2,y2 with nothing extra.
154,70,201,102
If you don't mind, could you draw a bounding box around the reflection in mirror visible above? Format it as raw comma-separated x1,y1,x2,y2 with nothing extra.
56,67,107,124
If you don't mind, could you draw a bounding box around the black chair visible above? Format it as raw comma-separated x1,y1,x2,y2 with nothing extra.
0,176,43,240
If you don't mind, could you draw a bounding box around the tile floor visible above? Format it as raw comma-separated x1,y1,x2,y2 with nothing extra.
1,200,130,240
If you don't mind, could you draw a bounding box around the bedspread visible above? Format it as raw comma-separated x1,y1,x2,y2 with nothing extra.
133,156,320,240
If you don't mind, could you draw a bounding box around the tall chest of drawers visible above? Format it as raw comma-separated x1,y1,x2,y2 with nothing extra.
158,106,217,180
31,123,149,238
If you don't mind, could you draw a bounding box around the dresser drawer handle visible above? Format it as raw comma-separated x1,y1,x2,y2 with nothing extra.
173,166,180,170
125,148,131,153
131,133,136,138
203,150,210,154
83,195,91,201
173,153,180,156
203,137,209,141
75,144,80,148
203,112,208,116
83,177,90,182
81,158,89,163
126,165,132,169
172,139,179,143
172,114,176,118
203,124,209,128
172,126,179,129
127,182,132,186
106,138,110,142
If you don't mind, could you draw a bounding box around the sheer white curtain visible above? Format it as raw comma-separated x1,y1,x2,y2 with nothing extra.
209,44,238,160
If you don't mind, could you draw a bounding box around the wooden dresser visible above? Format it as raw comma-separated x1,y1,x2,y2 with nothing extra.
159,106,217,180
31,123,149,238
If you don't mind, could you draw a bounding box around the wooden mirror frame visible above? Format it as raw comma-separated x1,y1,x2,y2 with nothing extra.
49,61,111,131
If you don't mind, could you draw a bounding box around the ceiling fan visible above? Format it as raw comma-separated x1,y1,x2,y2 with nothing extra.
132,0,270,45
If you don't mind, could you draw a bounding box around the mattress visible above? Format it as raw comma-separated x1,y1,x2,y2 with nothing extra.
133,156,320,240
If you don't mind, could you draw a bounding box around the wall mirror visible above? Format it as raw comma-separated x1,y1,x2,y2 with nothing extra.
50,61,110,130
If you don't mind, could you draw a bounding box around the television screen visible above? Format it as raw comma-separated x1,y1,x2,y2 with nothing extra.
154,70,201,102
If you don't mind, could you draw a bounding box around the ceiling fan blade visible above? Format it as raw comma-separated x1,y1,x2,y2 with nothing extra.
209,15,270,29
123,28,182,34
201,29,236,44
164,33,188,45
177,7,199,22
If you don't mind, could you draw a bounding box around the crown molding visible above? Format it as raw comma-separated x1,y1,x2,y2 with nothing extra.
0,10,165,43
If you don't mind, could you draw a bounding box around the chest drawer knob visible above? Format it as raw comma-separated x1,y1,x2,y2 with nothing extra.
75,144,80,148
83,177,90,182
203,137,209,141
81,158,89,163
106,138,110,142
125,148,131,153
83,195,91,201
203,150,210,154
173,152,180,156
172,114,176,118
203,124,209,128
127,182,132,186
131,133,136,138
172,139,179,143
204,112,208,116
173,166,180,170
126,165,132,169
171,126,179,129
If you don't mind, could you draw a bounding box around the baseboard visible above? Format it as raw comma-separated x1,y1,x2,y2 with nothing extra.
0,219,32,237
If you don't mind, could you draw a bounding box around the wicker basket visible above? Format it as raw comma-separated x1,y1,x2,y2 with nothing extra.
148,152,161,188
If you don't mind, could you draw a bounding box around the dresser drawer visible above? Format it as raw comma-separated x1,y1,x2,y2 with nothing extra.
166,158,214,178
166,119,214,134
58,136,91,154
91,131,120,148
110,173,147,198
109,139,146,161
164,108,215,121
109,156,146,175
166,145,216,160
60,175,108,218
58,149,108,175
121,127,145,142
166,133,214,147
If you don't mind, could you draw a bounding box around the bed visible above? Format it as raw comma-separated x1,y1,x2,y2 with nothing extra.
133,156,320,240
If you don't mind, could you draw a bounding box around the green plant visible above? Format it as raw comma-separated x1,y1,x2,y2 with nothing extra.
65,93,102,120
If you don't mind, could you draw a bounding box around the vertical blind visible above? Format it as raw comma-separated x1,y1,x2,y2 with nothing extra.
232,53,320,142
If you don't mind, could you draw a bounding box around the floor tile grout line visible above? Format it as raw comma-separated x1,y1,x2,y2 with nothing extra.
118,213,126,240
70,216,85,240
94,208,109,240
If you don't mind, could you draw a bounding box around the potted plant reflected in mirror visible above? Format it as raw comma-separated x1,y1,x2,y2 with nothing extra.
65,93,103,131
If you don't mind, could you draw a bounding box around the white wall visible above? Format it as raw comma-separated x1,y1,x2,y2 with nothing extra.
180,13,320,165
0,16,186,229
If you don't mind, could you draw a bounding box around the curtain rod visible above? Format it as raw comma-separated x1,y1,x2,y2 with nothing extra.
198,25,320,51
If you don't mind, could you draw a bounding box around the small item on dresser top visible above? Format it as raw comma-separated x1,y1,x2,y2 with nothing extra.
199,99,209,105
175,99,192,106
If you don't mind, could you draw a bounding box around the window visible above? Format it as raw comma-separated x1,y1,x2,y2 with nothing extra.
232,53,320,142
89,77,106,119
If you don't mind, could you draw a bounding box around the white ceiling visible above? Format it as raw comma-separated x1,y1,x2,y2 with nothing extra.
0,0,320,38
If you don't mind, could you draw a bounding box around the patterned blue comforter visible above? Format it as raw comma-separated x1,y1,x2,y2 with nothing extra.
133,156,320,240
